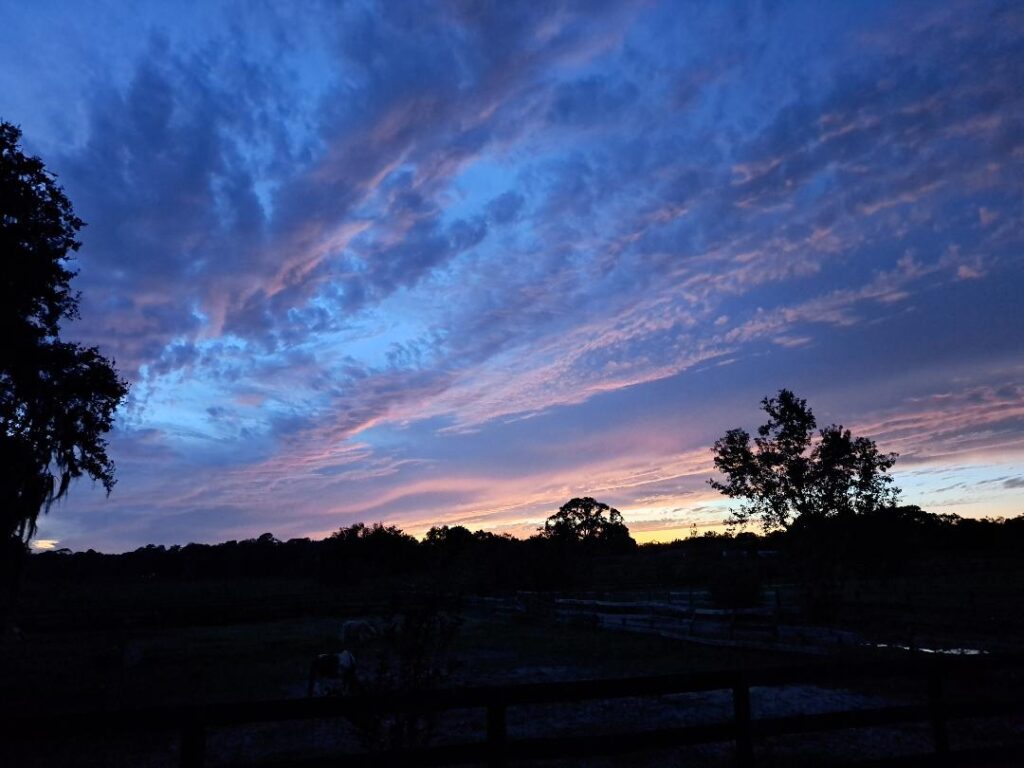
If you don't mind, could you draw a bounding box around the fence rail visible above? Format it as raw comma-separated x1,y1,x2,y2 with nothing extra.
3,653,1022,766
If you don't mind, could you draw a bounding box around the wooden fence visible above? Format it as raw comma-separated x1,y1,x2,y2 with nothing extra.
3,653,1022,767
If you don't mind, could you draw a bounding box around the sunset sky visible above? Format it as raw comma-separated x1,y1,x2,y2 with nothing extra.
2,0,1022,552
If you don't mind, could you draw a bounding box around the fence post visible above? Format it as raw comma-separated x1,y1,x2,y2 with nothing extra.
487,701,507,768
733,682,754,768
927,669,949,755
180,717,206,768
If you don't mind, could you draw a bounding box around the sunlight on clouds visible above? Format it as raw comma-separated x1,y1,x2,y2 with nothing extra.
7,0,1022,550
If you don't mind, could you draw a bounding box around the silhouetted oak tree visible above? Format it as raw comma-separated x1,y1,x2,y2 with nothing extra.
541,497,635,551
1,121,128,548
709,389,898,530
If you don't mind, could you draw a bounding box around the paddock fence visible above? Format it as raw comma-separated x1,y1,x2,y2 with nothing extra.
3,653,1022,767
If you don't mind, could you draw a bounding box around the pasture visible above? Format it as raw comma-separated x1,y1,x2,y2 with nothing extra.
0,579,796,766
2,572,1022,766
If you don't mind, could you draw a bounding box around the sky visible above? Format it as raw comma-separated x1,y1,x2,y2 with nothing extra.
1,0,1022,552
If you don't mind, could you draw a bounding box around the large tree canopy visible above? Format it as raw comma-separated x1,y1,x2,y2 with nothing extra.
1,121,128,546
709,389,899,530
541,497,636,551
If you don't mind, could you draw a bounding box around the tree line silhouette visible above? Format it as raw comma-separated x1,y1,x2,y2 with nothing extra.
25,505,1023,595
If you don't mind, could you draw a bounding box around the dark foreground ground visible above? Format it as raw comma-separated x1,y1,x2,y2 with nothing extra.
1,574,1022,767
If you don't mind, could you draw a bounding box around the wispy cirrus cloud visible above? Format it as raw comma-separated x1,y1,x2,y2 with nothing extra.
2,0,1021,550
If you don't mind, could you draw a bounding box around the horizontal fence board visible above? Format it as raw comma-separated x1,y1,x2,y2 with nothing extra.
5,654,1023,733
2,652,1021,767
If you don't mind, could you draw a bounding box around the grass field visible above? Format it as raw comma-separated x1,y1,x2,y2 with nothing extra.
2,571,1021,766
2,585,799,714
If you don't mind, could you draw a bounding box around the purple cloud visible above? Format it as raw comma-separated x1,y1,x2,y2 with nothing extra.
1,0,1021,550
